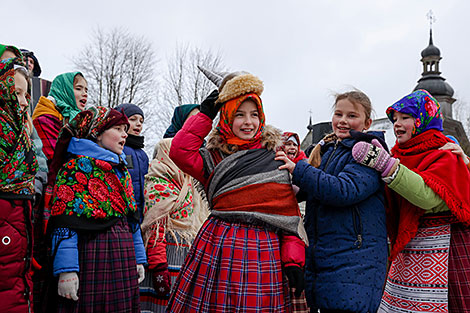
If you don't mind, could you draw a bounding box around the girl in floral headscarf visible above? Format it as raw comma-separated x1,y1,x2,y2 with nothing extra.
47,106,146,312
0,57,38,312
352,89,470,312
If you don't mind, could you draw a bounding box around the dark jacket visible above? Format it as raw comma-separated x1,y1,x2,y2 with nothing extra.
292,133,388,313
123,145,149,222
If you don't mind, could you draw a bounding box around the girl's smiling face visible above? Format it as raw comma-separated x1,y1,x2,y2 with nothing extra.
127,114,144,136
392,111,415,144
332,98,372,140
97,124,128,154
231,99,260,140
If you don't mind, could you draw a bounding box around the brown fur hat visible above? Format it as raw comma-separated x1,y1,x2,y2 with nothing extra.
217,72,264,103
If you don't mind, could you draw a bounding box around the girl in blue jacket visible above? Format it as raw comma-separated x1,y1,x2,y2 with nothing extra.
115,103,149,222
276,90,388,313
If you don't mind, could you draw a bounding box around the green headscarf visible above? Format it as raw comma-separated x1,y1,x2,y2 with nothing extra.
0,44,23,60
48,71,83,120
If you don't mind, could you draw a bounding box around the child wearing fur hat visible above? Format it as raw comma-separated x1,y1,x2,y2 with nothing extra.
166,71,307,312
352,90,470,312
276,90,388,313
47,106,146,312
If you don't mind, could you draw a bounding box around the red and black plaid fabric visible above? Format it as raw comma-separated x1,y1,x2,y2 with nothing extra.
167,216,292,313
448,223,470,312
289,289,309,313
56,219,140,313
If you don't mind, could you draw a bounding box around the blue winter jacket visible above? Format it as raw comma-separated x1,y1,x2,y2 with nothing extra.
123,145,149,222
292,133,387,313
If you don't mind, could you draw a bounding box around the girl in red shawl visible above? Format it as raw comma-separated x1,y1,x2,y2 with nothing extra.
352,89,470,312
166,71,307,312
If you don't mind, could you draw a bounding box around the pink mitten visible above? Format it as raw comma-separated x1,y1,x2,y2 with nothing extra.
352,139,397,177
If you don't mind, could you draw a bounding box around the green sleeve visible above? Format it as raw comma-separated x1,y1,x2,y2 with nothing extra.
388,164,449,213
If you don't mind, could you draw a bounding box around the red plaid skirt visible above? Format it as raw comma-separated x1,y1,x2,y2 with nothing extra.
57,219,140,313
166,216,292,312
448,223,470,312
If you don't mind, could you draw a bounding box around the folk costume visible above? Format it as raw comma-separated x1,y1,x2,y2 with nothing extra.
166,71,307,312
0,58,38,313
378,90,470,313
48,106,146,313
140,104,208,313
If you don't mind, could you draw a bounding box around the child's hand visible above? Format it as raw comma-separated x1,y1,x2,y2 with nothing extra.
439,142,469,165
275,151,296,173
352,139,398,177
200,90,222,120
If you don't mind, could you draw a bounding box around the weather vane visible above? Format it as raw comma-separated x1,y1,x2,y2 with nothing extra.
426,10,436,31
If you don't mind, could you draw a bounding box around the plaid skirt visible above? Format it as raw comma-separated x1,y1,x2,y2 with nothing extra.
57,219,140,313
448,223,470,312
166,216,291,313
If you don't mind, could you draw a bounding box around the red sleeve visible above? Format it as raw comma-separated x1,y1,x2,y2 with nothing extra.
146,224,168,270
280,234,306,268
33,115,62,162
169,113,213,185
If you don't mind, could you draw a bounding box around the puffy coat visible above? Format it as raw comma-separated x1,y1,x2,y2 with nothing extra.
0,198,33,313
292,133,388,312
123,145,149,221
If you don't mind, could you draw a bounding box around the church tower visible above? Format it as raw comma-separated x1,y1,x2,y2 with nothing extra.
413,28,455,118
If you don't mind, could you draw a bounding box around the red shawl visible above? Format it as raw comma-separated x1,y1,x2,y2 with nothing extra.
387,129,470,261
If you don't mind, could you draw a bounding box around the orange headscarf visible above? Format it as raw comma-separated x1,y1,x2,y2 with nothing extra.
216,93,265,147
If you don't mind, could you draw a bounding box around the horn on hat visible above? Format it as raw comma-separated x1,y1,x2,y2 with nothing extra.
197,65,226,87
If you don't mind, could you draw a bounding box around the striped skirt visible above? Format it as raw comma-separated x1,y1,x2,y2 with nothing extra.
379,215,470,313
166,216,291,313
140,233,191,313
57,219,140,313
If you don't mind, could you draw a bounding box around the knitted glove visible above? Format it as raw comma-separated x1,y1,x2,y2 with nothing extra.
199,90,223,120
152,268,171,300
284,266,305,297
352,139,398,177
58,272,79,301
137,264,145,284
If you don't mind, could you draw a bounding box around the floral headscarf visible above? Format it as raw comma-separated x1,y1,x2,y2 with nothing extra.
48,71,84,121
216,93,265,147
0,58,38,196
386,89,443,136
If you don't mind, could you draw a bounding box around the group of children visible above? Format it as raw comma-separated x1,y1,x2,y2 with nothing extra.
1,45,470,313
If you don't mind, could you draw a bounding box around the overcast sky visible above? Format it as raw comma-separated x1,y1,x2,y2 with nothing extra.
5,0,470,141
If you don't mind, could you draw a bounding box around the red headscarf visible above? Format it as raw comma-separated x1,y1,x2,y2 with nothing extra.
281,131,307,163
216,93,265,148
